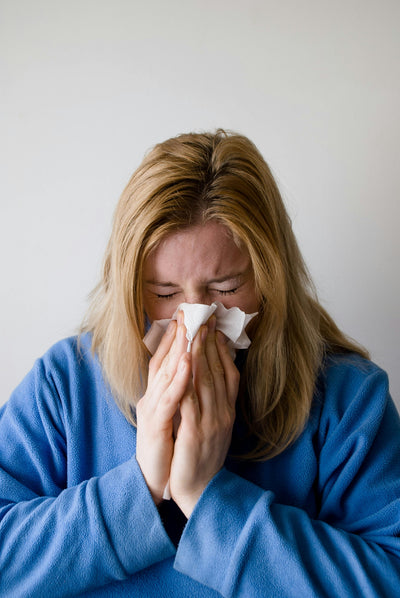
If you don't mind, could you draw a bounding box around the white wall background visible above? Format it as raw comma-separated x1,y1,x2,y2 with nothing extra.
1,0,399,409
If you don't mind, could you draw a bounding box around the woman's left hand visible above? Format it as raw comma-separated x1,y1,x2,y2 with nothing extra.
169,316,240,517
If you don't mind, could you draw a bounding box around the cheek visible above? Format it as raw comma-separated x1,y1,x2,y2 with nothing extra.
143,297,182,322
244,294,261,314
241,282,261,314
222,288,260,315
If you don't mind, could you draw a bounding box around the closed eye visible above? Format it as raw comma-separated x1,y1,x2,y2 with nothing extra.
214,288,238,296
156,293,178,300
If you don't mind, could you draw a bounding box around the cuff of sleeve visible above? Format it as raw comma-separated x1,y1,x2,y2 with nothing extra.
174,468,269,594
97,456,176,576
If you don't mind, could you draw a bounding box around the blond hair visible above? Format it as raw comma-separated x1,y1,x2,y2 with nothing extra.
82,130,368,460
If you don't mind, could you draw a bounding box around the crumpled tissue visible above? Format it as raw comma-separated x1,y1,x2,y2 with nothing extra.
143,301,258,356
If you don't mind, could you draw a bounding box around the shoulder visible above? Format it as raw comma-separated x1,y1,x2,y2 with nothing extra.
314,352,396,445
1,334,120,448
318,353,388,395
39,333,94,367
318,352,389,406
37,333,108,402
36,333,100,383
6,334,107,418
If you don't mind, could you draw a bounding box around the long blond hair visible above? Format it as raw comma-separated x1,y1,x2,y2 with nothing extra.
82,130,368,460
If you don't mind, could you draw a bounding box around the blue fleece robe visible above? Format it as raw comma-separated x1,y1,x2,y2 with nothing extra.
0,334,399,597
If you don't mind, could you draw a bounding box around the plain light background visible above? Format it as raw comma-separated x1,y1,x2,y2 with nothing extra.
1,0,399,409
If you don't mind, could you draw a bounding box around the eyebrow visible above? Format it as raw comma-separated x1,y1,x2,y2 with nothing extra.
144,271,249,287
144,281,180,288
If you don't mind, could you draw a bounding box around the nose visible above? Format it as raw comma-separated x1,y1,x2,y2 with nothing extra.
184,289,212,305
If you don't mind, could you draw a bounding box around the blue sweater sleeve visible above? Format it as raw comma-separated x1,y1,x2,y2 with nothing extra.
0,358,175,597
174,361,400,597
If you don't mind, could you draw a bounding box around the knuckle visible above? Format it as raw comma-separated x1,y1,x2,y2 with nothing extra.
211,360,225,377
161,353,171,369
223,411,235,430
231,367,240,386
202,370,215,388
207,422,219,439
193,333,206,354
187,387,198,402
160,368,173,386
160,391,175,411
187,390,199,403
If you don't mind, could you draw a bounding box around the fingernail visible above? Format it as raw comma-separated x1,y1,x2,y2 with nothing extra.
201,325,208,343
166,320,176,335
208,315,216,332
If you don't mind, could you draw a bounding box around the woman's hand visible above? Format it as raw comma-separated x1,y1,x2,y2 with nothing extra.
169,316,240,517
136,314,191,505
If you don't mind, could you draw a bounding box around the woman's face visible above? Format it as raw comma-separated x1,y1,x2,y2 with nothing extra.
142,221,260,322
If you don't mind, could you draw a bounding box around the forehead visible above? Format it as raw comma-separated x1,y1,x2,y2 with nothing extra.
143,222,250,280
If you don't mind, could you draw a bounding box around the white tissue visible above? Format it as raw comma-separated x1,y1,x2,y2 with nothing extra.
143,302,257,355
143,302,258,501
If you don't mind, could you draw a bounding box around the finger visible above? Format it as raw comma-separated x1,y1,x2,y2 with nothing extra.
162,315,189,376
191,322,218,425
203,316,227,414
148,325,188,410
149,319,177,375
156,352,193,422
151,313,188,382
179,377,201,430
216,331,240,407
139,349,192,431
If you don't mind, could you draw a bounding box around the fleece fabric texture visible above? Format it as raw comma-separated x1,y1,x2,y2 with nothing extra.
0,334,400,597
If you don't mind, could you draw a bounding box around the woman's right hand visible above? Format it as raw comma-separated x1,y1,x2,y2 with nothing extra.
135,314,191,505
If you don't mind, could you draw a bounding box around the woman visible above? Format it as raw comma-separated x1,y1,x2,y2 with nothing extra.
1,130,399,597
